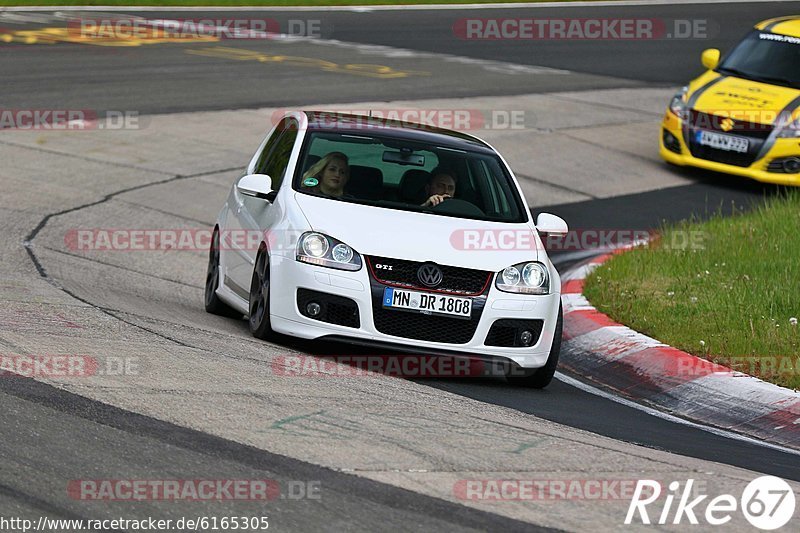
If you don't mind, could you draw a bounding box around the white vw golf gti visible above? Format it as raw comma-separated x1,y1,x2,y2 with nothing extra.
206,112,568,387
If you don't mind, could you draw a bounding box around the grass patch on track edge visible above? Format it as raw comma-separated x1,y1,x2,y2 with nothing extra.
583,191,800,390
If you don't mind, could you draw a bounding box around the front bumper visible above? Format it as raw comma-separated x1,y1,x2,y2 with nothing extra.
659,111,800,186
268,253,561,369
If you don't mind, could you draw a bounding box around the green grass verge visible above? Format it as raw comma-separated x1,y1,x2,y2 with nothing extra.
583,192,800,390
0,0,585,6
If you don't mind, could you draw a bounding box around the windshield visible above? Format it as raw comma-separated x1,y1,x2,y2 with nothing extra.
718,31,800,88
293,131,527,223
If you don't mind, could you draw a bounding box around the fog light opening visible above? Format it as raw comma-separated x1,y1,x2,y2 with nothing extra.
306,302,322,317
519,330,534,347
662,129,682,154
783,157,800,173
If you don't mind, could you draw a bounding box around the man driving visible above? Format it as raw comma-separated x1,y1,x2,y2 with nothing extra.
421,169,457,207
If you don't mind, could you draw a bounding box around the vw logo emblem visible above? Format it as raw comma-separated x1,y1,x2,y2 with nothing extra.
417,263,443,287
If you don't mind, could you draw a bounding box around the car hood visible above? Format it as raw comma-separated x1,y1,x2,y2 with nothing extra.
690,73,800,125
293,192,541,272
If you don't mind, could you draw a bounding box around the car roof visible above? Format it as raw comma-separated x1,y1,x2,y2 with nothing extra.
301,111,496,154
756,16,800,38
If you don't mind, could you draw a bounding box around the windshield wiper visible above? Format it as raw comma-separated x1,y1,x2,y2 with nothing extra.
751,75,800,89
718,66,800,88
717,66,756,79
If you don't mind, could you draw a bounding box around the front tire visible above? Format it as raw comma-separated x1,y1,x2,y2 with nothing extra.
248,246,274,339
205,227,240,317
505,304,562,389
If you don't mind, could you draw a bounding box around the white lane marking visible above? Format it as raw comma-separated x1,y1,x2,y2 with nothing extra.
301,37,571,75
0,12,57,23
555,371,800,457
665,375,800,417
553,249,608,266
560,262,600,281
563,326,667,361
561,292,594,312
0,0,795,12
100,15,571,77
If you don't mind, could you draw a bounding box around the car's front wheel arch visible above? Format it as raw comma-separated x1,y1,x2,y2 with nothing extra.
205,225,241,317
248,242,274,339
505,303,562,389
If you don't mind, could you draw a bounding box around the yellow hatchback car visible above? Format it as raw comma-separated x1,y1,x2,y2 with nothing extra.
660,16,800,185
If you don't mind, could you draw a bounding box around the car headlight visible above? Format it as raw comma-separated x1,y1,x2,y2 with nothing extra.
331,243,354,263
496,261,550,295
296,232,362,271
777,115,800,138
301,233,328,258
668,86,689,120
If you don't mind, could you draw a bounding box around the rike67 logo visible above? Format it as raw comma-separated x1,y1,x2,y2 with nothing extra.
625,476,796,530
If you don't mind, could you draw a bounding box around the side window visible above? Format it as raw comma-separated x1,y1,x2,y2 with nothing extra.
483,168,502,213
254,121,286,176
262,121,298,191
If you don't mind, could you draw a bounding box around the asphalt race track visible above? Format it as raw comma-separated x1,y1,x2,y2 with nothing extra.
2,2,799,112
2,2,799,531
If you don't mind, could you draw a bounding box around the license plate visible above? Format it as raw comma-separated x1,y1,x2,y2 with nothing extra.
696,130,749,153
382,287,472,319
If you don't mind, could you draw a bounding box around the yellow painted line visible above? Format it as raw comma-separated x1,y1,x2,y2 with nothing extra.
0,27,427,79
0,26,218,47
186,46,428,79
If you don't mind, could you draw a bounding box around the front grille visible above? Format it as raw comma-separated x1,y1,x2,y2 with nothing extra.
371,306,483,344
662,129,682,154
366,256,491,295
485,319,544,347
685,110,773,168
369,281,487,344
688,111,772,139
297,289,360,328
687,143,758,167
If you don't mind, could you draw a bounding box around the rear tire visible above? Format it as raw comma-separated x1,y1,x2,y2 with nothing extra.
204,228,241,318
248,246,274,340
505,304,562,389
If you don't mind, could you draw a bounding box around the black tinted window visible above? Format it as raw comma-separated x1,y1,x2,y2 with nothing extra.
719,31,800,88
293,132,526,223
258,118,298,190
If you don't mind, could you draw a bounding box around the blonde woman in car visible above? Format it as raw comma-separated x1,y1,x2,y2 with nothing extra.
302,152,350,198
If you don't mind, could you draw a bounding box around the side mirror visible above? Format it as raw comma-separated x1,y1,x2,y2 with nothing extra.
535,213,568,236
701,48,720,70
237,174,275,201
